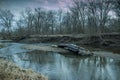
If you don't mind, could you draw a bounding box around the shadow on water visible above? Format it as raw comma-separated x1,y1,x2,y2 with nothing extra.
14,51,120,80
0,43,120,80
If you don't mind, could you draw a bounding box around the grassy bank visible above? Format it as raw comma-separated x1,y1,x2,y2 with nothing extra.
0,59,47,80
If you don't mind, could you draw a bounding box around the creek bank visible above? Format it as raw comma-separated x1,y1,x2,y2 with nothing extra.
0,59,48,80
14,34,120,49
22,44,93,56
22,44,120,60
22,44,69,53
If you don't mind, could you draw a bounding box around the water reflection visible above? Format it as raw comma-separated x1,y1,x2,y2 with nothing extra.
13,50,120,80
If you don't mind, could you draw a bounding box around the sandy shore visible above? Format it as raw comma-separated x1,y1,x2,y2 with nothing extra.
22,44,69,53
0,59,48,80
22,44,120,60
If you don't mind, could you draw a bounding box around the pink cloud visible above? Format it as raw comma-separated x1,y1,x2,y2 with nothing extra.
33,0,73,11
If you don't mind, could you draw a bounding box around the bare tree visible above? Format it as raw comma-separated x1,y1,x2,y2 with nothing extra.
114,0,120,32
20,8,34,35
114,0,120,18
97,0,113,33
16,18,27,37
0,9,14,37
25,8,34,34
46,10,56,34
34,8,46,34
70,0,87,33
62,12,72,34
57,9,63,34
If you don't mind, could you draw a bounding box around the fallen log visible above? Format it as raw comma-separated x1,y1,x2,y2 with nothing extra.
58,44,94,56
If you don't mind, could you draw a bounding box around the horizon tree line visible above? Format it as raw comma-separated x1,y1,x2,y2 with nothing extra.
0,0,120,39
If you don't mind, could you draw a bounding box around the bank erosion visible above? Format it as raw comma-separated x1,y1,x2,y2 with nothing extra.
12,33,120,49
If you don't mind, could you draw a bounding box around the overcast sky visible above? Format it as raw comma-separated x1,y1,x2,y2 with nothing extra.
0,0,73,18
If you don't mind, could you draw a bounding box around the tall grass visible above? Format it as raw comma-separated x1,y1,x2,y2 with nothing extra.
0,59,47,80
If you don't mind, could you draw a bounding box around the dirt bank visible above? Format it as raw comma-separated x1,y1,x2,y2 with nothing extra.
0,59,47,80
14,34,120,48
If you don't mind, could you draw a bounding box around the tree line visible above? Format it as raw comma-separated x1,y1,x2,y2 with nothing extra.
0,0,120,39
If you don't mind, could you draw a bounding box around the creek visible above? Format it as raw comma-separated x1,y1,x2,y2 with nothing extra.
0,42,120,80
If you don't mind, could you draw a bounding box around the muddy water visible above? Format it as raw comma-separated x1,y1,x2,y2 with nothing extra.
0,43,120,80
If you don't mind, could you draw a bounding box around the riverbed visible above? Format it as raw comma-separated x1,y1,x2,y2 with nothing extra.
0,42,120,80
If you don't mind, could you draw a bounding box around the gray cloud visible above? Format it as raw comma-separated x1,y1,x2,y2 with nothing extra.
0,0,72,9
0,0,73,18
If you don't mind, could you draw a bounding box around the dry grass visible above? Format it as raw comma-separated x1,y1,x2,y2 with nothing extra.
0,59,48,80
